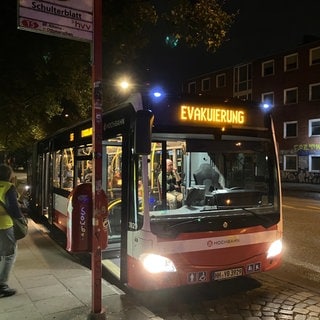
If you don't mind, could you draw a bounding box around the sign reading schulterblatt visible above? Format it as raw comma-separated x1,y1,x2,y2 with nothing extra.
18,0,93,42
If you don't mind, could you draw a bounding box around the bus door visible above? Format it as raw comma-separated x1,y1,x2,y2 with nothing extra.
39,152,51,221
101,136,123,280
50,148,75,231
150,141,185,209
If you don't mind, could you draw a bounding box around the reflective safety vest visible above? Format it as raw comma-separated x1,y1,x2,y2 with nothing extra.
0,181,14,229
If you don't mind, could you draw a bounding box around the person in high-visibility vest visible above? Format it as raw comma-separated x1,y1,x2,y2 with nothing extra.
0,164,25,297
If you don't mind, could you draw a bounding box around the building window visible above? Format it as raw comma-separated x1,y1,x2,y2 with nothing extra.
309,119,320,136
216,73,226,88
188,82,196,94
284,53,298,71
309,83,320,101
261,92,274,106
284,121,297,138
201,78,211,91
234,64,252,95
310,46,320,65
309,155,320,172
284,87,298,104
235,94,252,101
262,60,274,76
284,155,297,171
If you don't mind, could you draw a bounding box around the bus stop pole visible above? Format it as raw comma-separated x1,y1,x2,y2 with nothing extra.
89,0,106,319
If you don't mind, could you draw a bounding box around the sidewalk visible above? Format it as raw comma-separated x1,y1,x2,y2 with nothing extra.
0,219,160,320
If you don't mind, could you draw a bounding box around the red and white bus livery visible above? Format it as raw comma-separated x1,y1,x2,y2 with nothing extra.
30,93,283,291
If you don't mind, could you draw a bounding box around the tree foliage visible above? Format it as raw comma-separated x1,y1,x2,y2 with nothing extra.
0,0,236,156
162,0,235,52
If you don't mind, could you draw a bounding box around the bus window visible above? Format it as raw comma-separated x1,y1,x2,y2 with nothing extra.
146,138,278,213
131,154,150,230
74,159,92,184
157,158,183,209
75,146,92,184
53,151,62,188
130,140,185,216
149,141,185,210
83,160,93,183
62,161,73,189
60,148,74,190
106,137,122,241
134,155,145,215
52,148,74,190
107,145,122,199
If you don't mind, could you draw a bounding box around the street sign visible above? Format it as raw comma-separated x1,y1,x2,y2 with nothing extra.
17,0,93,42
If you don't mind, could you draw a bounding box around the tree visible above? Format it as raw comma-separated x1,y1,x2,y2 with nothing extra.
162,0,235,52
0,1,236,154
1,2,92,154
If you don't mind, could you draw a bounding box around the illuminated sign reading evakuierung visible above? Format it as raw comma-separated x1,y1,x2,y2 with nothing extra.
180,105,245,125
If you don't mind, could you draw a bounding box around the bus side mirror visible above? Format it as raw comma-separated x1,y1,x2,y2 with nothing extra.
134,109,154,155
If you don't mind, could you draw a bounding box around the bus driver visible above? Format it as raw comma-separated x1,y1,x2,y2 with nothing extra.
158,159,183,209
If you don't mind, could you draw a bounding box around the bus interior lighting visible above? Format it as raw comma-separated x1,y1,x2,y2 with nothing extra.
81,128,93,138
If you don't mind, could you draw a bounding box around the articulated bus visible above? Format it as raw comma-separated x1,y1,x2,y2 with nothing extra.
30,93,283,291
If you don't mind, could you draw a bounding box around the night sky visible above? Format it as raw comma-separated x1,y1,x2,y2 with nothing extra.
8,1,320,94
139,0,320,92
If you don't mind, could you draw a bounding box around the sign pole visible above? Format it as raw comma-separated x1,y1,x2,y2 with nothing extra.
17,0,105,317
89,0,106,319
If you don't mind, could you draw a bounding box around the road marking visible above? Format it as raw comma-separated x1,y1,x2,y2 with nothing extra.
282,204,295,209
283,204,320,212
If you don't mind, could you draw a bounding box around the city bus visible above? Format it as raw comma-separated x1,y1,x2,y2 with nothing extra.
30,92,283,291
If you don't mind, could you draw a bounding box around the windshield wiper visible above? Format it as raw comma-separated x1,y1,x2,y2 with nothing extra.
241,207,274,228
167,216,213,230
156,208,275,235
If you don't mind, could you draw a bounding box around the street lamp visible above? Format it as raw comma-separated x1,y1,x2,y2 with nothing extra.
119,79,130,90
117,77,132,93
115,76,167,105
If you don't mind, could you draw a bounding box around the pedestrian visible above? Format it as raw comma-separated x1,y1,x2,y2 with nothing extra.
0,164,25,297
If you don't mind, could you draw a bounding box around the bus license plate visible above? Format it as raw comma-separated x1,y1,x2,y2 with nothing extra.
213,267,243,281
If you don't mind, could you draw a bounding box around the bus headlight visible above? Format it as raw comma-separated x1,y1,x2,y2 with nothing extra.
267,239,282,258
140,254,177,273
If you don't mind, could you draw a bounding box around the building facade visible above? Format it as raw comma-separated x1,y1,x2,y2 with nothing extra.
182,39,320,184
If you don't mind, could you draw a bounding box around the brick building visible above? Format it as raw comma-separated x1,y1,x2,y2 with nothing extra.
182,39,320,184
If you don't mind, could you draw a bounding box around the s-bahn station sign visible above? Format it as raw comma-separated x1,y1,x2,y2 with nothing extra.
18,0,93,42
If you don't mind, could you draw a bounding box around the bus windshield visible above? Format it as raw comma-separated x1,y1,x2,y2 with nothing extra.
137,135,280,236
